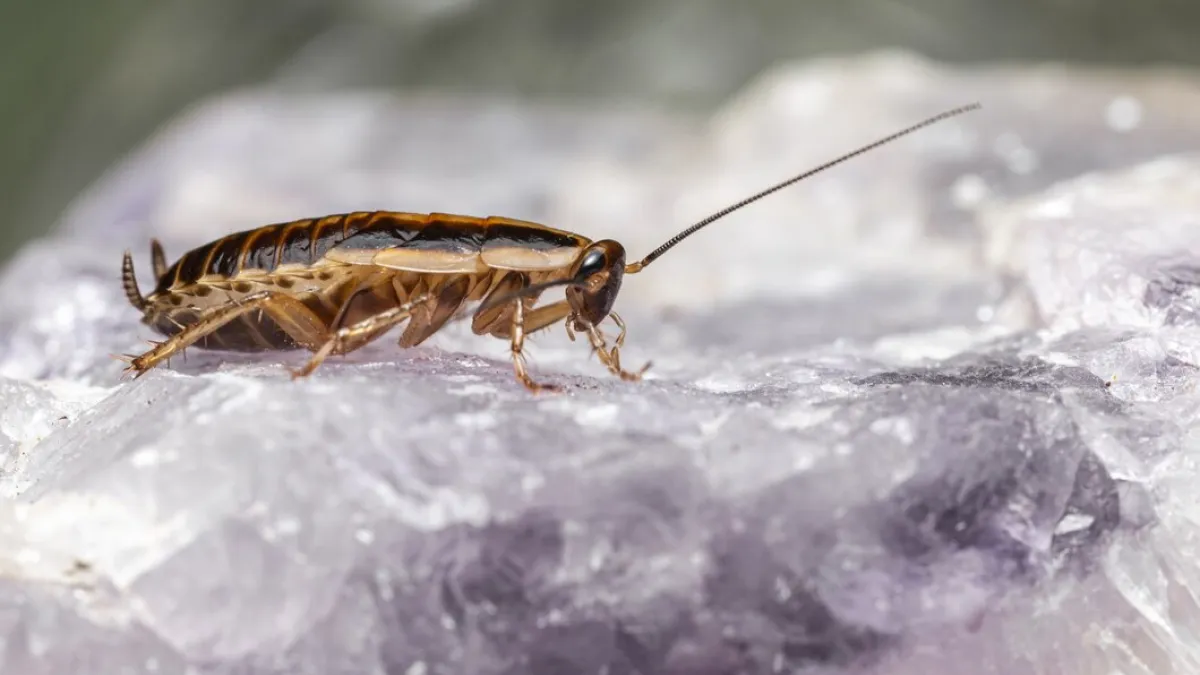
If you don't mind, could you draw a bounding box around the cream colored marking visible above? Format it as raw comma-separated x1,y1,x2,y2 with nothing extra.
479,246,581,271
325,247,488,273
273,261,339,274
227,261,338,286
322,249,387,266
231,268,272,280
193,262,352,296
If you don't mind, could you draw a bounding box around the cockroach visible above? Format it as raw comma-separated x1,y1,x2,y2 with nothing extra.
119,103,980,392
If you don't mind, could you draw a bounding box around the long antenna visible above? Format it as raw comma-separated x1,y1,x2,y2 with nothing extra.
625,102,981,274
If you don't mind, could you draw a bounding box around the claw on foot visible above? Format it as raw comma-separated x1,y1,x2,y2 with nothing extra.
614,346,650,380
289,365,315,381
111,353,147,380
289,359,321,380
521,378,563,394
290,338,339,380
120,361,147,380
609,350,650,382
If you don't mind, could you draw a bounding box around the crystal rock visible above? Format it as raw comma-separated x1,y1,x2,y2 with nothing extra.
1,52,1199,674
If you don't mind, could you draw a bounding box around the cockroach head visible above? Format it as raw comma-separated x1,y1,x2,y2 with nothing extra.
566,239,626,327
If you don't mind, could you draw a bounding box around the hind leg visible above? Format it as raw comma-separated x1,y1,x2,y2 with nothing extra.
397,276,473,348
291,292,434,379
120,291,330,377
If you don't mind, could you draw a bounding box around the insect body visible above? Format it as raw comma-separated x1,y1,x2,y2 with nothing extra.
120,103,980,392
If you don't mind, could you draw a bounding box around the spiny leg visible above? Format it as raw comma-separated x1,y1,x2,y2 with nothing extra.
609,311,628,348
291,293,433,379
526,300,573,334
472,271,572,339
471,271,527,336
470,273,574,391
582,317,650,382
477,296,640,387
120,291,331,377
565,310,626,347
328,269,394,334
509,297,562,393
398,275,472,348
487,300,572,339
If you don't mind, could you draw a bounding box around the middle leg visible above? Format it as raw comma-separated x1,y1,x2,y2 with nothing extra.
485,300,573,339
471,272,573,392
291,292,433,379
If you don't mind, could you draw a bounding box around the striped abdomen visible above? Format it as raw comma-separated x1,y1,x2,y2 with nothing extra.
154,211,591,293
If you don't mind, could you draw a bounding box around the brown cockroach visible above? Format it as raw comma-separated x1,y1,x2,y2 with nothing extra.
119,103,980,392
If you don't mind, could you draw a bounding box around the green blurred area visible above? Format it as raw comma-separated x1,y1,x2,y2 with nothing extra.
2,0,1198,264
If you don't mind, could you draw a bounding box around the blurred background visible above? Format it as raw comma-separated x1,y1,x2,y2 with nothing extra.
3,0,1199,267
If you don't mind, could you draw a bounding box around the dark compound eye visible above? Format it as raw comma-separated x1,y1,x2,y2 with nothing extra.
576,248,608,278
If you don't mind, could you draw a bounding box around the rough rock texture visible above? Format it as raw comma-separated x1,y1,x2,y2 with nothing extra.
1,52,1200,674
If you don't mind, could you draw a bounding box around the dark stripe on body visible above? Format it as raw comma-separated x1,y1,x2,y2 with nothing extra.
274,220,316,271
241,225,282,273
482,220,584,252
333,213,584,256
155,215,345,291
405,217,486,253
154,211,587,293
308,215,353,265
333,212,424,251
167,249,209,292
204,232,253,278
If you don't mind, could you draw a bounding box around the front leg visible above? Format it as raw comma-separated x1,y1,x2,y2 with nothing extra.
581,315,651,382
